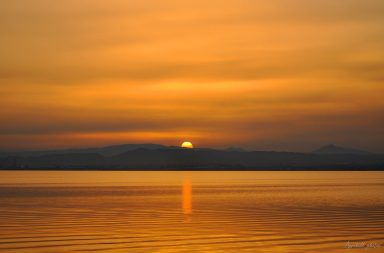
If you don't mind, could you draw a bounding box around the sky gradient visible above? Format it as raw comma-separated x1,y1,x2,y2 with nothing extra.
1,0,383,152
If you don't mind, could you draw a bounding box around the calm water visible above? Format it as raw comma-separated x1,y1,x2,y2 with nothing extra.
0,171,383,253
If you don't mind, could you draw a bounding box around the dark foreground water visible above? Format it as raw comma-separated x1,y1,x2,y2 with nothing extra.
0,171,383,253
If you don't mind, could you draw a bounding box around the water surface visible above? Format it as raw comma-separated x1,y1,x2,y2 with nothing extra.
0,171,383,252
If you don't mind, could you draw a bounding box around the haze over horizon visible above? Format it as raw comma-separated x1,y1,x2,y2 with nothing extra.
1,0,383,152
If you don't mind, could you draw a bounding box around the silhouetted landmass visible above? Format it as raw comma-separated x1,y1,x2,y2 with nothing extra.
0,144,383,170
312,144,372,155
0,143,168,157
225,147,247,152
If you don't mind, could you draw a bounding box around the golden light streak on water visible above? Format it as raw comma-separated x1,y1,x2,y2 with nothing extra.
182,178,192,215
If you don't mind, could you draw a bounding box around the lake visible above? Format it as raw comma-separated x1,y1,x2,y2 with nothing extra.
0,171,383,252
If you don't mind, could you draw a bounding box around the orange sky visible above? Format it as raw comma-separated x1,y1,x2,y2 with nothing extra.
0,0,383,152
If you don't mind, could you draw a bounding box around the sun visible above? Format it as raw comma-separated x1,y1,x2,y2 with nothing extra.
181,141,193,149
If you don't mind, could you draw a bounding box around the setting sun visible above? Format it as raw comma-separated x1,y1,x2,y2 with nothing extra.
181,141,193,149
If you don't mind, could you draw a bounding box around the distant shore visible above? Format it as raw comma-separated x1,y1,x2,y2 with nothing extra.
1,145,383,171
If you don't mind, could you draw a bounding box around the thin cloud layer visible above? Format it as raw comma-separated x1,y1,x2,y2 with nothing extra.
0,0,383,151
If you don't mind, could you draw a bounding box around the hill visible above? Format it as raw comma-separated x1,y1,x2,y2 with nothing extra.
1,146,383,170
0,143,168,157
312,144,371,155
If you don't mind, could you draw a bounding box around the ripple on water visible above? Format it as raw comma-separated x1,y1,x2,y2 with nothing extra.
0,171,384,253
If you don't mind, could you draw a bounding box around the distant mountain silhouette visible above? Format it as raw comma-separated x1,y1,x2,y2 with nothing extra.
1,144,383,170
312,144,371,155
0,143,168,157
225,147,247,152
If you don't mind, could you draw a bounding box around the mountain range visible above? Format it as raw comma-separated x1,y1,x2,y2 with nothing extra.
0,144,383,170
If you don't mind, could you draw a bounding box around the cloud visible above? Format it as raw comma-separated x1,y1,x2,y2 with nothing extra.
0,0,383,151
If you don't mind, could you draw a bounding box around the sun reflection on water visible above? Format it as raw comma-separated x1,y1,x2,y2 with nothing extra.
182,178,192,216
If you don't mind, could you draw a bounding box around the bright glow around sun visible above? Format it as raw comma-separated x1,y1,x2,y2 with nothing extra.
181,141,193,149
